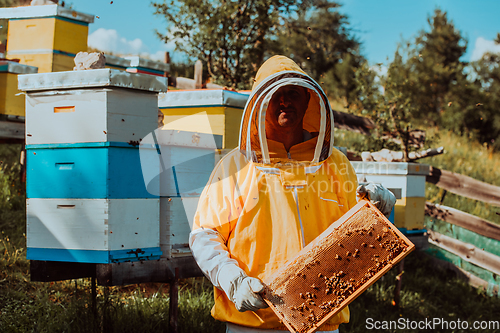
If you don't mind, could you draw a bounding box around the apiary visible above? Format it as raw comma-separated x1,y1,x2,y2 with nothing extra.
0,60,38,117
351,162,430,232
158,89,249,149
0,4,94,73
125,56,170,77
20,69,167,263
263,200,414,333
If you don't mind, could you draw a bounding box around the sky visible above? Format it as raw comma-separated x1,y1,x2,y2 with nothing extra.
70,0,500,65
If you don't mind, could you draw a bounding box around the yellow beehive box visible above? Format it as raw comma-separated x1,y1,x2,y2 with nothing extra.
0,61,37,117
0,4,94,73
351,162,430,232
8,52,74,73
158,89,249,149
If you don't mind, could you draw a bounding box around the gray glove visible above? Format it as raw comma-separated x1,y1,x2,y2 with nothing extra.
217,264,268,312
356,183,396,217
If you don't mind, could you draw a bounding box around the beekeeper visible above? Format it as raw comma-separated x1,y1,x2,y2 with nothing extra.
189,55,396,333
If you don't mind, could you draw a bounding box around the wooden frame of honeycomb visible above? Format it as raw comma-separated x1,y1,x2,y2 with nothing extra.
262,200,415,333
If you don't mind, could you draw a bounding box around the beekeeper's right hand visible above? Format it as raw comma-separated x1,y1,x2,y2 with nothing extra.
218,264,269,312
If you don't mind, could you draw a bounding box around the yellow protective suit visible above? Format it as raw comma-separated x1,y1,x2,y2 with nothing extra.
190,55,358,331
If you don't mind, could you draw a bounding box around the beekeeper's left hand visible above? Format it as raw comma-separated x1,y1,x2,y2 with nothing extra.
356,183,396,217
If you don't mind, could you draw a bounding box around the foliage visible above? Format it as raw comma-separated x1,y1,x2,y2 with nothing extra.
352,8,500,153
406,9,468,125
152,0,361,91
462,52,500,150
354,53,432,159
152,0,299,89
0,144,25,213
276,0,363,106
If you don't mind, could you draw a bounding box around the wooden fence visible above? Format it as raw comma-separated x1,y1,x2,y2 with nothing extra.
424,166,500,297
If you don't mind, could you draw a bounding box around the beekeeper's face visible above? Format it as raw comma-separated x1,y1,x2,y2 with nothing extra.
266,85,310,131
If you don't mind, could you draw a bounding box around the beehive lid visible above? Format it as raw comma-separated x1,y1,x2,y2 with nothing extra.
263,200,414,333
0,4,94,23
125,56,170,72
158,89,249,109
105,55,131,69
350,162,430,176
0,61,38,74
18,69,167,92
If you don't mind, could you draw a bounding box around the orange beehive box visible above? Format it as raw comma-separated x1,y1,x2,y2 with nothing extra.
263,200,415,333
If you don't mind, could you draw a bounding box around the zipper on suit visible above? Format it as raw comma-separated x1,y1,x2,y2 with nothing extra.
292,186,306,248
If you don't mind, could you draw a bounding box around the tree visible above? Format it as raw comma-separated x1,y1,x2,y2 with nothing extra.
276,0,363,106
152,0,298,89
405,9,468,125
355,50,426,160
464,51,500,150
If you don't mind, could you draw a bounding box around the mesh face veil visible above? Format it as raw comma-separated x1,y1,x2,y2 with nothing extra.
239,68,334,165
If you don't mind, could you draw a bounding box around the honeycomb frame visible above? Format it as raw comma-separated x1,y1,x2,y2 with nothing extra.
262,200,415,333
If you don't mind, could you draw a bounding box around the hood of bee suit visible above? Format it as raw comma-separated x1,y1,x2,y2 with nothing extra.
238,55,335,164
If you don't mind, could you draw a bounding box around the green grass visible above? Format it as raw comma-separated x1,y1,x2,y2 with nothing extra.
1,132,500,332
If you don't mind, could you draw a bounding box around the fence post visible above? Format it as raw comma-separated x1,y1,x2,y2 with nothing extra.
169,267,180,333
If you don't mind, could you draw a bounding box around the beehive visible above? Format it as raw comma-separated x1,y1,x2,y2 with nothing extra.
20,69,167,264
352,162,430,232
0,61,37,116
139,129,222,258
0,4,94,73
263,200,414,333
158,89,249,149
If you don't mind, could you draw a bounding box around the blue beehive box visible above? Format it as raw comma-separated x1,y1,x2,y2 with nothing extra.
26,143,158,199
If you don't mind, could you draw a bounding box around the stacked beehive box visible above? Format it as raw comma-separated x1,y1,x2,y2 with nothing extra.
0,60,37,117
19,69,167,263
351,162,430,233
158,89,249,149
0,4,94,73
140,128,222,257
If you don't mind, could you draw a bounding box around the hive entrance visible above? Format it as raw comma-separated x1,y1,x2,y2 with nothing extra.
263,200,414,333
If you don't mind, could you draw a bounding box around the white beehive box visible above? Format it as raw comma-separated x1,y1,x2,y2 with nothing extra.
140,129,222,197
351,162,430,232
19,69,167,145
160,197,200,258
27,198,161,263
140,129,222,258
